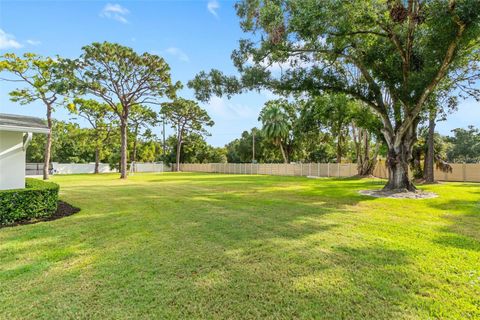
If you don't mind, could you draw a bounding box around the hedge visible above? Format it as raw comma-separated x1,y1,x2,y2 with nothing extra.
0,178,59,225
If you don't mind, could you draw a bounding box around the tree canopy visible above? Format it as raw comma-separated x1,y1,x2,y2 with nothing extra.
160,98,214,170
67,42,180,178
189,0,480,190
0,53,73,179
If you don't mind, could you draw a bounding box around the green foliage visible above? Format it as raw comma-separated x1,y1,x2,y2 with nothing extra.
225,128,283,163
259,99,302,162
259,100,291,144
67,41,180,177
0,178,59,225
129,105,159,161
1,52,75,178
26,120,97,163
446,125,480,163
70,42,180,117
0,53,72,107
189,0,480,188
164,133,227,164
161,98,214,168
411,127,452,178
161,98,214,137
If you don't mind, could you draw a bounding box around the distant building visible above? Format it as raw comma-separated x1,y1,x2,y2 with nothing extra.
0,113,49,190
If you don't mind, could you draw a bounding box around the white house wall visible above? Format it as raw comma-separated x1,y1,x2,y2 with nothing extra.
0,131,25,190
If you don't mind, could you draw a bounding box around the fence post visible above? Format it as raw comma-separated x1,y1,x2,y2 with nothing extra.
327,163,330,177
300,163,303,176
463,162,466,182
338,163,340,177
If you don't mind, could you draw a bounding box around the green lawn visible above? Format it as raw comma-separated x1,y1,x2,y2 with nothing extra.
1,173,479,319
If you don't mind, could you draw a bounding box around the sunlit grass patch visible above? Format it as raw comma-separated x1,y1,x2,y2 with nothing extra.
0,172,479,319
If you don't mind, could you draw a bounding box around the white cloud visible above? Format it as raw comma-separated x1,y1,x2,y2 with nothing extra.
205,96,256,120
26,39,41,46
164,47,190,62
0,29,22,50
207,0,219,17
100,3,130,24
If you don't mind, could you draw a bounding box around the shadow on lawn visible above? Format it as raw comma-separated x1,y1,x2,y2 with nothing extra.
71,226,416,319
427,186,480,251
436,204,480,251
0,175,422,318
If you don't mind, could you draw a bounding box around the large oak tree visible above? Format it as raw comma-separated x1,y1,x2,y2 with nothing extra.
189,0,480,191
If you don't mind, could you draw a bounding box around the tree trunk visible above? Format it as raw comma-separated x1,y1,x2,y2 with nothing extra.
43,105,53,180
336,136,342,164
384,137,416,191
279,143,288,163
355,129,379,176
94,147,100,174
424,110,436,183
175,126,182,172
132,138,138,163
131,126,139,163
119,120,128,179
176,140,182,172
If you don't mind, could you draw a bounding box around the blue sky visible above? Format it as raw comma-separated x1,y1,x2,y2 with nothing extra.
0,0,479,146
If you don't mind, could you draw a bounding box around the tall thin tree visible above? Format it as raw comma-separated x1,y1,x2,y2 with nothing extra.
0,53,72,179
68,42,179,179
160,98,214,171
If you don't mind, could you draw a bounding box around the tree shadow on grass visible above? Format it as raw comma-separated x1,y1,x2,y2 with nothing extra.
62,229,418,319
0,175,430,318
428,196,480,251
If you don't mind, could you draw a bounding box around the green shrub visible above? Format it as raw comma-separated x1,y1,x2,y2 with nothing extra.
0,178,59,225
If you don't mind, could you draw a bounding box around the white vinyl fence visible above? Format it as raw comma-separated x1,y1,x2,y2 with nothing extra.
26,163,51,175
26,162,165,175
52,162,115,174
131,162,164,173
174,163,358,177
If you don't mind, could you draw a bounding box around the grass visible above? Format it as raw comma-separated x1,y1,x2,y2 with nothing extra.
1,172,479,319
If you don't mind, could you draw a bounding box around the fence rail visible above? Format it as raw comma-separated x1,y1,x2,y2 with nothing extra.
175,163,359,178
26,161,480,182
26,162,164,175
52,162,114,174
25,163,51,176
174,161,480,183
131,162,164,173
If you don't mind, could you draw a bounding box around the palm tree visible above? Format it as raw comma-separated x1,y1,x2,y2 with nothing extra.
259,100,291,163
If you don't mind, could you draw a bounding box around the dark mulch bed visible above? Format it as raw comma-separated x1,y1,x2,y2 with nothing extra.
1,201,80,228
